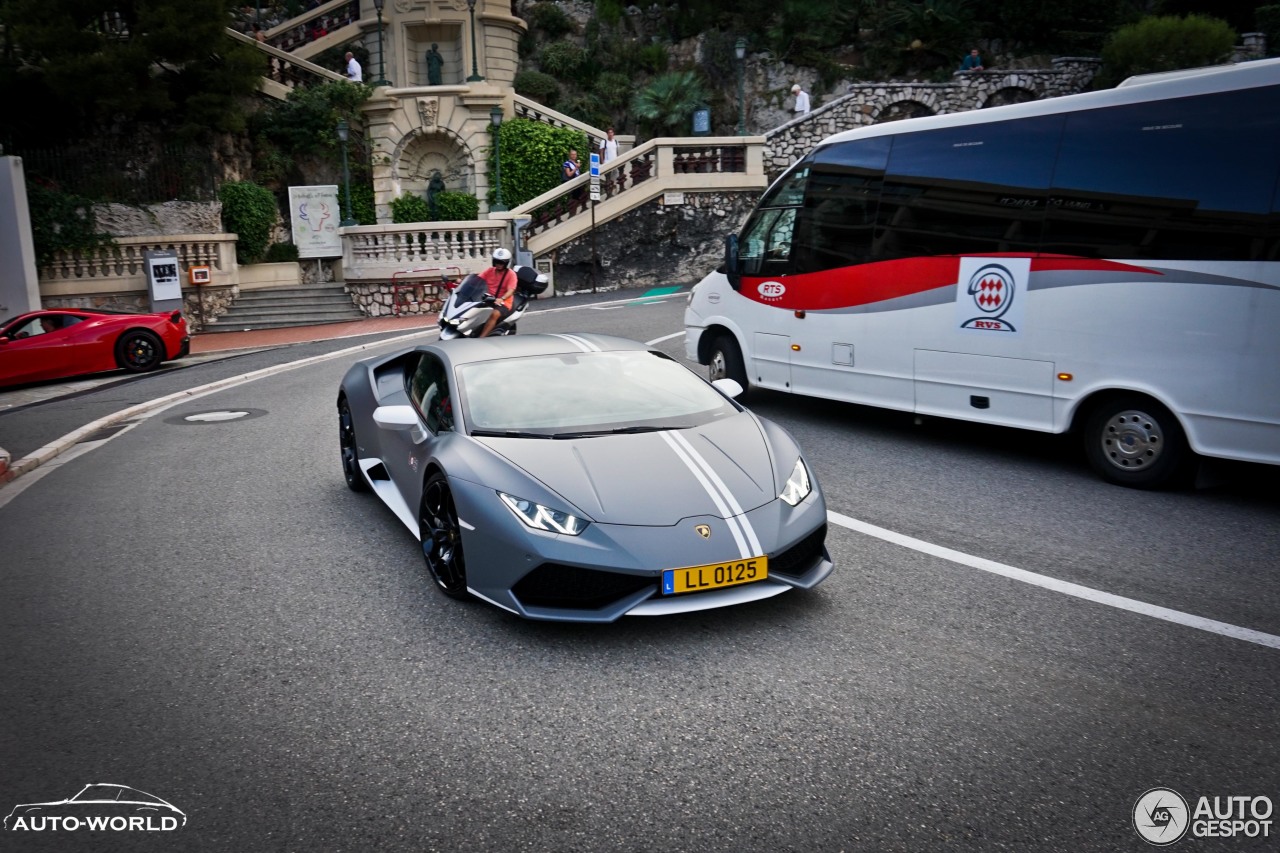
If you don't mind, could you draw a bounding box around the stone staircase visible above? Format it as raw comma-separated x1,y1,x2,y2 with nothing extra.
204,284,364,332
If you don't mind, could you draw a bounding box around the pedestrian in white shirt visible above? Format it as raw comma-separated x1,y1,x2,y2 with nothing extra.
599,127,619,164
791,84,810,116
345,52,362,83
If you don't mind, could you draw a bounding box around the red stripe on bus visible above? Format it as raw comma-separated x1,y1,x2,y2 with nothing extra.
739,256,1160,310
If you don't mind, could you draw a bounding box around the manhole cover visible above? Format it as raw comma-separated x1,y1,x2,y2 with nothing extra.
165,408,268,425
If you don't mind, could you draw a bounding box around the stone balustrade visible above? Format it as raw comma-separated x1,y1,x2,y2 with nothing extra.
765,58,1102,178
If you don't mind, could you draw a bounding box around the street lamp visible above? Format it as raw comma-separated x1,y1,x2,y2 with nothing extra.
735,37,747,136
371,0,391,87
336,119,357,227
489,106,507,212
465,0,484,82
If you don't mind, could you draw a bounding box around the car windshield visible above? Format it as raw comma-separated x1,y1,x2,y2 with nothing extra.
73,786,123,802
458,350,738,434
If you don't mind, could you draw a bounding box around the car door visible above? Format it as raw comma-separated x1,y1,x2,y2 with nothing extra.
0,315,79,384
384,352,455,512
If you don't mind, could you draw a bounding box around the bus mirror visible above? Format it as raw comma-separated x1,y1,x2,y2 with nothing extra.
724,234,740,289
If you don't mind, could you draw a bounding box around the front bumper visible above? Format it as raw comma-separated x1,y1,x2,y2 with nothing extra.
450,477,833,623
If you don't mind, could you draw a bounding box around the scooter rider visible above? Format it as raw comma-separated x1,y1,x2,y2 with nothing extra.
478,248,516,338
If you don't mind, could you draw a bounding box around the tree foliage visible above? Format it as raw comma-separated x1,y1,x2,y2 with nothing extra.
1098,14,1237,86
24,183,116,268
0,0,263,146
631,71,712,138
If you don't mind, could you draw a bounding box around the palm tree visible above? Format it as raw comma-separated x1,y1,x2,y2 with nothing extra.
630,71,711,138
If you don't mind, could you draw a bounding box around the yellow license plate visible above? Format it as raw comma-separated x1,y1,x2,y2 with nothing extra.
662,557,767,595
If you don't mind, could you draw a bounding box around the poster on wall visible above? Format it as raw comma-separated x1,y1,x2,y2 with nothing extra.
288,185,343,259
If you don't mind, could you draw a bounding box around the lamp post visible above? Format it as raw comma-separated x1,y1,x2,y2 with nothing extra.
489,106,507,212
371,0,391,87
735,37,747,136
465,0,484,82
336,119,357,227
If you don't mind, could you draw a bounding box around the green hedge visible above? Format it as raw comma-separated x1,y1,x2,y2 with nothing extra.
390,191,480,223
490,119,588,209
219,181,276,265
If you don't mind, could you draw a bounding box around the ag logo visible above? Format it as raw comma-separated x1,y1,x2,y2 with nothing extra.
1133,788,1190,846
694,524,712,539
757,281,785,302
960,263,1017,331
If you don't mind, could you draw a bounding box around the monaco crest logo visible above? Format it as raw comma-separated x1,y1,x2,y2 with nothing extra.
960,263,1017,332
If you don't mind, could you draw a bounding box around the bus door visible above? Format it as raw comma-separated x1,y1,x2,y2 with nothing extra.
871,114,1064,428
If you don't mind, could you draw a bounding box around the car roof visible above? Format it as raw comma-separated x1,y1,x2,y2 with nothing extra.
423,333,652,366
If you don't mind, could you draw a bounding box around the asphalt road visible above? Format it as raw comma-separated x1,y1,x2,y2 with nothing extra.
1,292,1277,852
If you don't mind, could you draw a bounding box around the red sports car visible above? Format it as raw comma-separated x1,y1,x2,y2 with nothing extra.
0,307,190,388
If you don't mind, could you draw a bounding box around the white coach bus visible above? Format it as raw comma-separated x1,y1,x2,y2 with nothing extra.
685,58,1280,488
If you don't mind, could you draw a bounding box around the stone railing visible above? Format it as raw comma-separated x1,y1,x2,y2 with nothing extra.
341,220,507,282
40,234,238,297
764,58,1101,179
38,234,240,328
261,0,360,57
512,94,636,160
225,28,347,99
501,136,767,256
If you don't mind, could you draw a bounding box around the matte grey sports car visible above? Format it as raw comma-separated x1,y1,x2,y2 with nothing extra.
337,333,832,623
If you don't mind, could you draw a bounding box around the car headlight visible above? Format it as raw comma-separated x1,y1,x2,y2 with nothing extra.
499,492,589,535
778,458,812,506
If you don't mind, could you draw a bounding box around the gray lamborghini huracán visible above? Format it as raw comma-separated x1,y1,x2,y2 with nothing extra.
337,333,833,623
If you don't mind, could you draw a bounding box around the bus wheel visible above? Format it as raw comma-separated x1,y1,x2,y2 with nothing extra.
1083,396,1193,489
709,334,748,390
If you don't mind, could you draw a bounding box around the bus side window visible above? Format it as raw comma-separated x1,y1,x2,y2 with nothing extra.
795,138,890,273
875,115,1062,260
1045,86,1280,261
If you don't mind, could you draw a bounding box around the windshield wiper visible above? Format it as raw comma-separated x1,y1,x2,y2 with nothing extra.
552,425,678,439
470,429,554,439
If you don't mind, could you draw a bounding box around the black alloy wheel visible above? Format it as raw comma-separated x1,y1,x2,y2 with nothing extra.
338,398,369,493
115,330,164,373
419,472,469,599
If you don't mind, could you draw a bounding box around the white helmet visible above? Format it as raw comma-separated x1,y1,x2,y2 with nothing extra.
492,248,512,264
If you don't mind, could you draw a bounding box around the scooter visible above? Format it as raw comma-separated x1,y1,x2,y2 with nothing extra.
437,265,548,340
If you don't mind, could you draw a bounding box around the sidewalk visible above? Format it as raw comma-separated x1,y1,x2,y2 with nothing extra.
190,313,438,354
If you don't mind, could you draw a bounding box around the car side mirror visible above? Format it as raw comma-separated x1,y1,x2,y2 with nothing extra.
712,378,744,398
372,405,420,431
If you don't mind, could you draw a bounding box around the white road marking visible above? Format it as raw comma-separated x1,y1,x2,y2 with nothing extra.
645,332,684,345
827,511,1280,651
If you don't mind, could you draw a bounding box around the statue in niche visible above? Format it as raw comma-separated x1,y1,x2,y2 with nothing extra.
427,170,446,219
425,43,444,86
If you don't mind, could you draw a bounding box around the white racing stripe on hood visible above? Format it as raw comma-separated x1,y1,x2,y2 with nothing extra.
549,333,602,352
659,431,762,559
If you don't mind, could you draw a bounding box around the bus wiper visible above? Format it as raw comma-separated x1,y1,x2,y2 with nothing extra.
470,429,553,439
552,425,677,439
